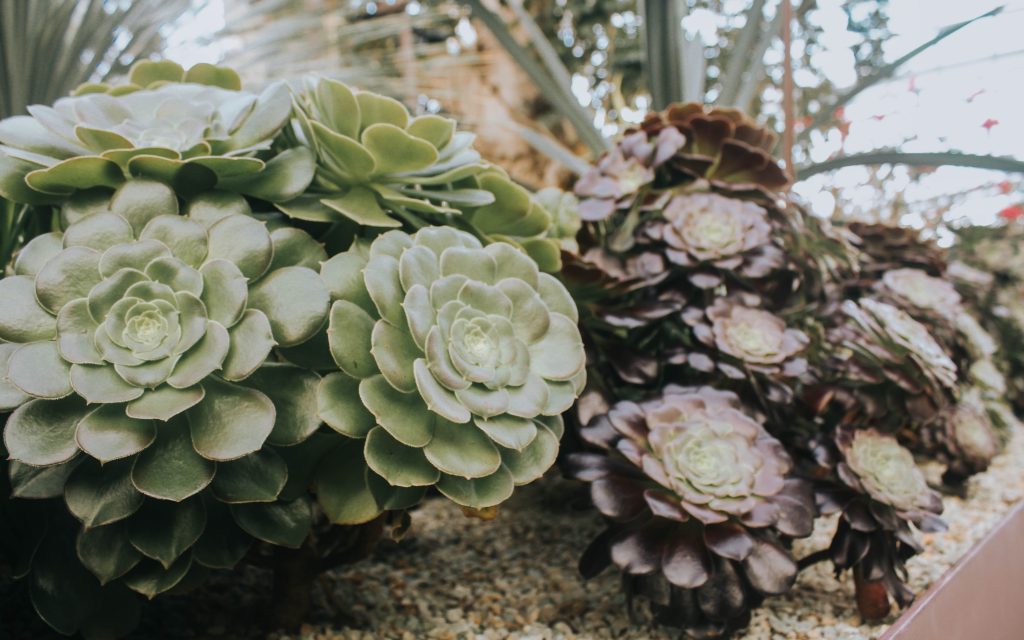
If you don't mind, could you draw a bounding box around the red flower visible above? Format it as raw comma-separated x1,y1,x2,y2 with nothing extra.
998,204,1024,221
998,180,1014,195
982,118,1000,131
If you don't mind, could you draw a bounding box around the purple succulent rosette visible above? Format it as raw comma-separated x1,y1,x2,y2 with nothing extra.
812,428,945,616
568,386,814,634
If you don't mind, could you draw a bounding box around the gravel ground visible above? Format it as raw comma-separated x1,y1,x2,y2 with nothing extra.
276,423,1024,640
3,425,1023,640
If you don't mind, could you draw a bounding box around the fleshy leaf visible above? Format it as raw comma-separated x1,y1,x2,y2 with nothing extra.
317,371,376,438
436,466,514,509
122,555,192,600
77,524,142,585
127,499,206,569
359,374,436,447
221,309,276,381
527,313,585,380
140,215,209,268
231,498,311,549
423,419,501,479
200,260,248,328
327,300,378,378
70,363,144,404
206,214,273,280
176,378,269,464
212,448,288,504
268,227,327,272
9,458,81,499
65,459,144,527
76,404,156,463
371,319,420,392
315,439,385,525
34,246,102,313
500,421,559,485
474,414,538,452
247,266,330,347
126,385,205,421
192,501,253,569
364,426,440,487
413,358,471,423
0,275,57,342
131,416,215,501
7,341,73,399
243,364,321,446
5,396,87,466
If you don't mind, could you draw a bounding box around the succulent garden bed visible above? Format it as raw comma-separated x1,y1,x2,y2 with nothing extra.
4,421,1021,639
2,59,1023,640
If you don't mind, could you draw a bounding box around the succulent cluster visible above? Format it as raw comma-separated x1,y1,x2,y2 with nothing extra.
565,101,1016,634
0,58,1018,640
0,178,330,635
569,386,813,636
565,102,854,412
0,61,583,638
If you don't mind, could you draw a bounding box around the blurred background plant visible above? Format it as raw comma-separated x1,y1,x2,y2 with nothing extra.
173,0,1024,239
2,1,1020,237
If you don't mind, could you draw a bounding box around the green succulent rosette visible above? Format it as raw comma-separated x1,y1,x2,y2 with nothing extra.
278,77,562,271
0,60,313,205
316,226,585,518
0,179,330,610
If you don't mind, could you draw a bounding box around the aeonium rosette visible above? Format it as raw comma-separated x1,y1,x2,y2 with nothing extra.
568,386,814,634
876,268,963,323
0,60,312,206
0,179,330,604
643,192,782,288
814,428,945,616
315,226,585,520
682,298,809,399
839,298,958,393
837,429,942,518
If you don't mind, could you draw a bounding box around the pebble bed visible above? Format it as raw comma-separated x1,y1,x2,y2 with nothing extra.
280,423,1024,640
3,426,1022,640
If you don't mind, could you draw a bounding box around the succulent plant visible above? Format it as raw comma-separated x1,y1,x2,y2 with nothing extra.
574,127,682,221
825,298,957,430
638,103,791,192
278,77,562,270
685,297,809,381
838,429,940,516
569,386,814,635
315,226,585,519
846,222,947,280
566,105,854,403
0,60,313,205
812,428,944,619
534,187,582,254
645,192,781,288
907,395,1000,490
0,178,330,631
876,268,962,323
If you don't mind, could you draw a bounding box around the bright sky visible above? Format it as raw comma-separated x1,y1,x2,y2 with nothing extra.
790,0,1024,234
165,0,1024,233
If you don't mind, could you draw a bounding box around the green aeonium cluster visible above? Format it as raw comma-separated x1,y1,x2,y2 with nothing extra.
0,178,331,630
317,227,585,515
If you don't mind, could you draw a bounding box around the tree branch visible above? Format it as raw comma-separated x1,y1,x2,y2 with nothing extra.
797,5,1004,144
796,151,1024,181
463,0,608,155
